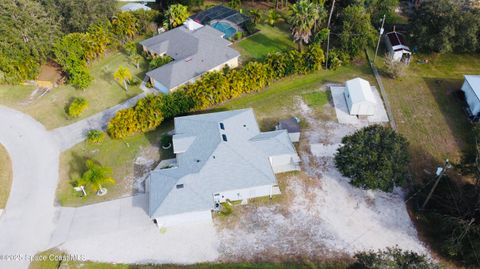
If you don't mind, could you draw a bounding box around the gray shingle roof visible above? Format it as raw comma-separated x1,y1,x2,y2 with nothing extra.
140,25,240,90
148,109,298,218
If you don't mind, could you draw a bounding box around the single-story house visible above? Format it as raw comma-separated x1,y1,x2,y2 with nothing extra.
120,3,151,11
344,78,377,116
146,108,301,227
461,75,480,119
385,31,411,63
139,19,240,93
276,117,301,143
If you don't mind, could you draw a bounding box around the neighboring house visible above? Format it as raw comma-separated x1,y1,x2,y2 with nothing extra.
276,117,301,143
120,3,151,11
344,78,377,116
461,75,480,120
140,19,240,93
384,31,411,63
146,108,301,227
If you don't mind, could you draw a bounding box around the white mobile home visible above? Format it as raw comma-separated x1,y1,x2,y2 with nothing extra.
344,78,377,116
461,75,480,119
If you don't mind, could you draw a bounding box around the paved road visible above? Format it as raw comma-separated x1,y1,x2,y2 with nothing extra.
51,93,146,151
0,106,60,269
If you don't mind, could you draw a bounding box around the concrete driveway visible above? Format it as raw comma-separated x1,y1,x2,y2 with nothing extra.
0,106,60,269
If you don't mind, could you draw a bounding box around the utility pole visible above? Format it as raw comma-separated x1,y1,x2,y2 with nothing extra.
325,0,336,70
421,159,451,210
374,14,386,62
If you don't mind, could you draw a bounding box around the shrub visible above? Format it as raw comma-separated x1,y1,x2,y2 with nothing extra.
87,130,106,144
351,247,440,269
149,55,173,70
335,125,409,192
384,54,407,79
67,97,89,118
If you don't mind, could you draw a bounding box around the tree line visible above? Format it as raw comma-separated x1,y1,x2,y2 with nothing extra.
106,44,325,139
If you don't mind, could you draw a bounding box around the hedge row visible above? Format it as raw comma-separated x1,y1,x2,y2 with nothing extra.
107,44,325,139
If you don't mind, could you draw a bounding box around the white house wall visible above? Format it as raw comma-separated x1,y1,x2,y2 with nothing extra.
214,184,276,203
462,81,480,115
152,78,169,93
288,132,300,143
155,210,212,227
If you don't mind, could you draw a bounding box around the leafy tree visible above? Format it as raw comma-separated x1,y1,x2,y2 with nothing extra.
249,9,261,24
339,5,376,58
266,10,281,26
124,41,138,56
335,125,409,192
384,54,407,79
164,4,189,29
130,54,143,69
0,0,60,83
288,0,325,50
114,66,133,91
130,9,160,36
38,0,116,33
87,130,106,144
227,0,241,10
67,97,89,118
107,109,140,139
366,0,399,25
86,22,114,59
68,61,93,89
351,247,440,269
76,159,115,195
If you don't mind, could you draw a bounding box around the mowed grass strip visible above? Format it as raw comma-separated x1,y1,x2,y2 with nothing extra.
233,23,295,60
0,51,146,130
0,144,12,208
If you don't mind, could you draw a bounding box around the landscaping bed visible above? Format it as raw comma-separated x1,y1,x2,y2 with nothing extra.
0,52,145,130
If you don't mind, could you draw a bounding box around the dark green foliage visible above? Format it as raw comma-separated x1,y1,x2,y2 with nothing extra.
0,0,60,83
87,130,106,144
149,55,173,70
108,45,325,139
38,0,116,33
366,0,399,25
339,5,376,58
411,0,480,53
68,61,93,89
67,97,89,118
351,247,440,269
335,125,409,192
326,49,350,70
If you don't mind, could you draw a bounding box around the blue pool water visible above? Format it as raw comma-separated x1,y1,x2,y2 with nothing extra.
212,22,237,39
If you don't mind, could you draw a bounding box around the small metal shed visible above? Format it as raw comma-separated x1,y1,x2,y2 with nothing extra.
344,78,377,116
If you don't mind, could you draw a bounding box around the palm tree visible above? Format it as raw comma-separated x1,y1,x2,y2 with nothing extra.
266,10,281,26
288,0,320,51
165,4,189,29
114,65,133,92
249,9,261,24
77,160,115,196
130,54,143,69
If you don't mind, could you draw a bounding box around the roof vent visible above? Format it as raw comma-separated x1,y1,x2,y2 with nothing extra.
222,134,228,142
176,184,184,189
219,122,225,130
195,159,200,163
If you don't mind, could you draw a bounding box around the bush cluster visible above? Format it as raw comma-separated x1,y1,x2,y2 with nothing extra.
87,130,106,144
107,44,325,139
67,97,89,118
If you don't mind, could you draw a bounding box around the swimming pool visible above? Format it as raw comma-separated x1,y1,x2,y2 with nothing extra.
212,21,237,39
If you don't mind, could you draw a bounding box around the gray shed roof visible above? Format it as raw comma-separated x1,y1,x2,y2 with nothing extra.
140,25,240,90
148,109,298,218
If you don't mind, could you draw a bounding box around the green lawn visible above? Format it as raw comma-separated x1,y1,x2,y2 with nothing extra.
233,23,296,61
220,62,374,129
57,123,174,207
29,249,349,269
302,91,330,107
373,52,480,180
0,144,12,209
0,51,146,130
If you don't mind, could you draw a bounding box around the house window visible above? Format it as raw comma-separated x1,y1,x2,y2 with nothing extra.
219,123,225,130
222,134,228,142
176,184,184,189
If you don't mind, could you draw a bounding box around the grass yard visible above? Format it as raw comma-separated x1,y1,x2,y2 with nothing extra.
0,144,12,208
233,23,295,61
374,52,480,180
0,51,146,130
220,61,374,130
29,249,349,269
57,122,173,207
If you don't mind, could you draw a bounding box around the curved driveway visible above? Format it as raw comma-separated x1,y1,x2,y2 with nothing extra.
0,106,60,269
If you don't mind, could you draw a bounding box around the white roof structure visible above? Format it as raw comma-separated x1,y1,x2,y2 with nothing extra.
344,78,377,116
465,75,480,97
148,109,299,218
120,3,151,11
